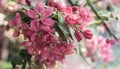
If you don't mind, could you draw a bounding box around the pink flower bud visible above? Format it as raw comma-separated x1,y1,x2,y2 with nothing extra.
75,30,82,42
72,6,78,12
25,0,31,6
83,30,93,39
106,39,115,45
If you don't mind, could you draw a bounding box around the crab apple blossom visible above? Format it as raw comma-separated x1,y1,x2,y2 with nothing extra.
86,36,115,62
8,13,21,37
7,1,95,69
64,4,93,25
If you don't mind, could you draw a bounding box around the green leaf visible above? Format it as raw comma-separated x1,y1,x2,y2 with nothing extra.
57,12,69,34
19,49,31,59
89,21,102,27
69,27,80,55
11,54,23,65
69,0,79,6
57,12,70,42
18,3,30,10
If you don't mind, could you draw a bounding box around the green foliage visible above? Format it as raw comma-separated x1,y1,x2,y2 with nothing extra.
19,49,32,63
11,53,23,66
18,4,30,10
54,12,70,42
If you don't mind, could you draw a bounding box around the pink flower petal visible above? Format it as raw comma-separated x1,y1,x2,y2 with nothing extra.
42,18,55,27
22,23,29,30
43,7,54,17
63,6,72,16
9,19,16,26
35,2,44,13
31,33,36,41
15,13,21,25
28,9,37,18
40,25,52,32
18,41,27,47
42,50,50,60
30,20,40,31
27,46,34,54
13,29,20,37
26,41,32,46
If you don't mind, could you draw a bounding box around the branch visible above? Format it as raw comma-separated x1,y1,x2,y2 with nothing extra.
86,0,118,40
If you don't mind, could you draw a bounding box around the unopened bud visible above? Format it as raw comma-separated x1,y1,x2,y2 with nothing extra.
83,30,93,39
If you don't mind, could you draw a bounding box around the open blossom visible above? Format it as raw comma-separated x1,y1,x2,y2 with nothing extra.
19,33,75,68
8,1,95,69
64,3,93,24
9,13,21,37
28,2,55,32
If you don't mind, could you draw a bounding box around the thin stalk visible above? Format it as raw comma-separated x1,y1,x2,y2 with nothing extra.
86,0,118,40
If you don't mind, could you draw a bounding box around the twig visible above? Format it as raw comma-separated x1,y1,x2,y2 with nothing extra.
86,0,118,40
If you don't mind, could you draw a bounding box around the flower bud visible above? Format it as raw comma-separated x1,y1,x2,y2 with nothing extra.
75,30,82,42
25,0,31,6
83,30,93,39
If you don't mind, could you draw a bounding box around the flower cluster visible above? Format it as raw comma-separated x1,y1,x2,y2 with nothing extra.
63,4,93,41
86,36,115,62
8,1,93,69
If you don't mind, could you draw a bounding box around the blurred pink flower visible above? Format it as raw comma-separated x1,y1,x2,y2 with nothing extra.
86,36,115,62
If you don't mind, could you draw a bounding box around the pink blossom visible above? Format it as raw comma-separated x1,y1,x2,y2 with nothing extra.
30,20,40,31
13,29,20,37
86,36,115,62
79,8,93,23
28,2,54,19
9,13,21,28
9,13,21,37
27,2,55,33
65,13,79,24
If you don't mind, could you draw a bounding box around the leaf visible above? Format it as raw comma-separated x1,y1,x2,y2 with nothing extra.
57,12,70,42
11,54,23,65
69,0,79,6
89,20,102,27
69,27,80,55
19,49,32,62
18,3,30,10
57,12,69,34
